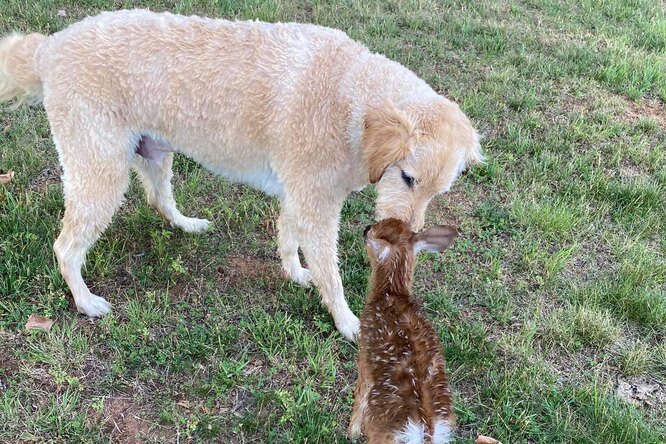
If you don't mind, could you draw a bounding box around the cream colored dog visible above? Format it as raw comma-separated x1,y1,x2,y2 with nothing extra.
0,10,481,341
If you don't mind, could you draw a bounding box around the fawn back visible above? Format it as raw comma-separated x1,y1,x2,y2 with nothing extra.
349,218,458,444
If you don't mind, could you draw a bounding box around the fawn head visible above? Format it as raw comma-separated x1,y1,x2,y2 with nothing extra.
364,218,458,294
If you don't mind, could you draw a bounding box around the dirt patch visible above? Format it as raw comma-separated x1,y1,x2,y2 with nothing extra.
102,396,152,443
28,166,61,191
625,99,666,126
619,164,648,181
619,96,666,128
546,88,664,143
559,238,614,289
0,346,20,388
24,365,59,393
217,254,282,289
427,190,465,224
166,280,195,303
428,186,492,226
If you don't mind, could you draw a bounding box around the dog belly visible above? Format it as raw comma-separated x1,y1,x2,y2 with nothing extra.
136,134,284,197
212,164,285,197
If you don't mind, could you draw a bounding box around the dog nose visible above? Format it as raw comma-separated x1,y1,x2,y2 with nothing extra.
363,225,371,239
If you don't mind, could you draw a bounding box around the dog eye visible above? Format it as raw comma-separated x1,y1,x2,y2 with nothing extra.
401,170,415,188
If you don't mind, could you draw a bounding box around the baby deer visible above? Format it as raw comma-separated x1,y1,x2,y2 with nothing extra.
349,218,458,444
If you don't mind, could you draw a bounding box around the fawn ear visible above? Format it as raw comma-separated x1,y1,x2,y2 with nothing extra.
413,225,458,254
363,102,416,183
367,238,392,262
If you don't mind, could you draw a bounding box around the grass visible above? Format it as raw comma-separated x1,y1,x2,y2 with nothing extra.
1,0,665,442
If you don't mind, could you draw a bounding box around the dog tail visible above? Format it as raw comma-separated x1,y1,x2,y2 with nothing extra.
0,33,47,105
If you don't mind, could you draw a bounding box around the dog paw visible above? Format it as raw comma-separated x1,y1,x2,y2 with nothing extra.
76,294,112,318
291,267,313,287
173,217,211,233
335,311,360,342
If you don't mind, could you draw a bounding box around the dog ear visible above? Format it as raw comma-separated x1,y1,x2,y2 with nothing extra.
363,102,416,183
413,225,458,254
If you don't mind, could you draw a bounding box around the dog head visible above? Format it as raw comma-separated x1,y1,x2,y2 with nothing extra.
363,99,482,230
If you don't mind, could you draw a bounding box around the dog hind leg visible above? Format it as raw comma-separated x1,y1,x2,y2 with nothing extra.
51,129,133,317
134,151,210,233
277,206,312,285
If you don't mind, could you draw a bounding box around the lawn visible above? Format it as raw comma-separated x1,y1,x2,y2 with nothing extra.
1,0,665,443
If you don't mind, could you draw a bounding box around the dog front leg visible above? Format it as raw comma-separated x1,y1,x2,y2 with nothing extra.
296,207,360,342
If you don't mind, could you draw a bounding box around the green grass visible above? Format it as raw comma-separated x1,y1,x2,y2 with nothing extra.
1,0,666,442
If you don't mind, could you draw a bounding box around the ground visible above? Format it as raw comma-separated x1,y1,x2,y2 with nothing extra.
0,0,665,443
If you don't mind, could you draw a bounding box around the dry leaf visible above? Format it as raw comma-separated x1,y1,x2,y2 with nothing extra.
476,435,502,444
634,382,659,401
0,170,15,184
176,400,191,409
25,314,54,332
617,377,663,406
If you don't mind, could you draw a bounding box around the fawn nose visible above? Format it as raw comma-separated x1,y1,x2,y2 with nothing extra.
363,225,371,239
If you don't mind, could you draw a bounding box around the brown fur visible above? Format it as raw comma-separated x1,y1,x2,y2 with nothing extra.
363,102,417,184
349,219,457,443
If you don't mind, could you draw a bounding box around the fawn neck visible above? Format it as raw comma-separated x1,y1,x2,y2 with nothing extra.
369,249,416,298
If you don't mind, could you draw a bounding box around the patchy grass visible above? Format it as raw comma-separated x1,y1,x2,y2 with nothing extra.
540,304,621,351
615,340,652,377
1,0,665,442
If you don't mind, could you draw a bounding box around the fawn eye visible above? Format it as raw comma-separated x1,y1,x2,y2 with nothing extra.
401,170,415,188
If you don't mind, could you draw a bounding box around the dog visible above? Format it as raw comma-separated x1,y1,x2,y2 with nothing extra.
349,218,457,443
0,10,481,341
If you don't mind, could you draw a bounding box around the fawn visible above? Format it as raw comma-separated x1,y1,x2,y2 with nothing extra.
349,218,458,444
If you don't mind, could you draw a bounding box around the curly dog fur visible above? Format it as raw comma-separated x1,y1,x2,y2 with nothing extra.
0,10,482,341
